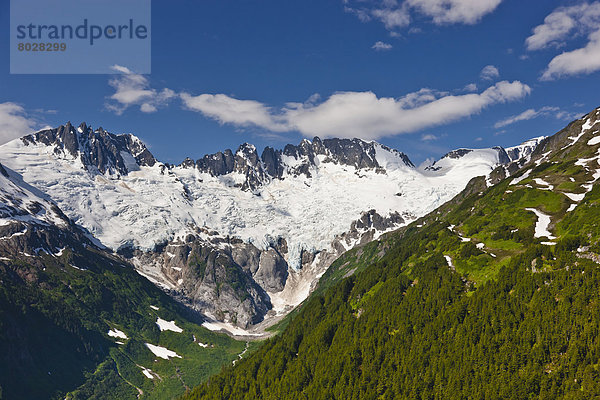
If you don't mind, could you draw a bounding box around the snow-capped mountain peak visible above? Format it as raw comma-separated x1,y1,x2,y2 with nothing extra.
20,122,156,176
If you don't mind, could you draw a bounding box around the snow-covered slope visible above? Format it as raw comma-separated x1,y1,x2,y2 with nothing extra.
506,137,546,163
0,163,69,229
0,161,108,263
0,123,538,330
0,129,512,269
422,147,510,178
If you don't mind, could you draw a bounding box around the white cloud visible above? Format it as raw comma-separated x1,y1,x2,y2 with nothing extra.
480,65,500,81
463,83,478,92
494,106,577,128
33,108,58,115
345,0,502,32
526,10,578,51
542,30,600,80
181,82,530,140
106,65,176,115
372,6,411,29
405,0,502,25
180,93,289,132
397,88,448,108
494,108,541,128
140,103,158,113
526,2,600,80
344,6,373,23
0,103,39,145
421,133,439,141
525,3,600,50
283,81,530,139
372,41,393,51
104,65,529,142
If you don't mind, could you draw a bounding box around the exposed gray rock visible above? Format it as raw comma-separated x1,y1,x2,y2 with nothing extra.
255,248,288,292
186,137,414,191
196,149,235,176
493,146,511,165
441,148,473,160
131,229,292,328
234,144,269,191
261,146,283,178
180,157,195,168
126,206,408,329
20,122,156,175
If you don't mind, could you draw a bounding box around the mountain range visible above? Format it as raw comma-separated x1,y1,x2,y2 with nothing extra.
2,107,598,399
0,123,541,332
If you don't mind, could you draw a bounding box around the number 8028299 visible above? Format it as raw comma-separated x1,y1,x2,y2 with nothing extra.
17,42,67,51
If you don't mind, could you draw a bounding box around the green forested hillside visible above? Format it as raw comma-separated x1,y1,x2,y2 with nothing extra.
183,110,600,399
0,239,248,399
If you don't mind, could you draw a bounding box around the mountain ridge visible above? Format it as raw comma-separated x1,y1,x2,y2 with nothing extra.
1,122,543,331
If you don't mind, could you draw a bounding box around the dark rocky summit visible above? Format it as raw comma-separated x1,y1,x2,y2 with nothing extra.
186,137,414,190
21,122,156,175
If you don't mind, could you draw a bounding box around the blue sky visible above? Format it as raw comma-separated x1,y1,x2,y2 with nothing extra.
1,0,600,165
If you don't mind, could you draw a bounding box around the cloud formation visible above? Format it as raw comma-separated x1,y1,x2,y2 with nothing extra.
180,93,289,132
286,81,530,139
405,0,503,25
494,106,579,128
421,133,439,141
525,2,600,80
0,103,39,145
372,41,393,50
105,66,530,141
181,81,530,140
345,0,503,33
463,83,478,92
542,30,600,80
106,65,176,115
480,65,500,81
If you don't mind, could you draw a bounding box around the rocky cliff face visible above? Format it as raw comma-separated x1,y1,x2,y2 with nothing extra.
21,122,156,176
183,137,414,190
505,137,546,163
128,208,405,328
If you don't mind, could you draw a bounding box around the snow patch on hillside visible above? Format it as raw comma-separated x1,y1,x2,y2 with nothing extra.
444,255,454,270
525,208,555,239
145,343,181,359
510,169,531,185
588,136,600,146
202,320,264,337
564,192,586,202
108,329,128,339
140,366,155,379
533,178,553,190
156,318,183,333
